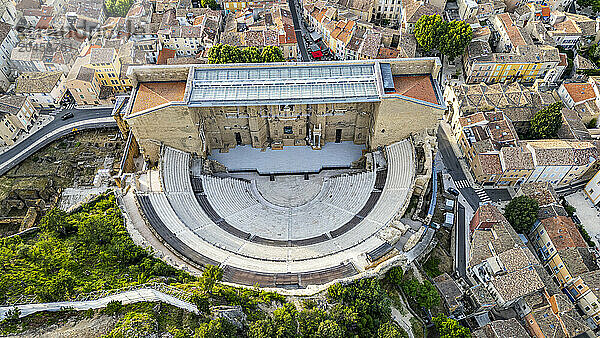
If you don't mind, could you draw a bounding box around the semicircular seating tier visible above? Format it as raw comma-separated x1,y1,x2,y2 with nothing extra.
134,141,415,288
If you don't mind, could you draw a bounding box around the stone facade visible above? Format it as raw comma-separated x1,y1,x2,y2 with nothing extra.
121,60,445,163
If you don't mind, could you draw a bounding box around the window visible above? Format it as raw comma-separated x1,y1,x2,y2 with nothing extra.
283,126,293,134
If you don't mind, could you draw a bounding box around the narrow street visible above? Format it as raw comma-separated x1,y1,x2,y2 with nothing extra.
287,0,310,61
436,124,481,210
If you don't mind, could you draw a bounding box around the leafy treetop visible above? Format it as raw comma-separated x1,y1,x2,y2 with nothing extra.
504,195,539,234
414,14,473,60
529,102,564,139
433,314,471,338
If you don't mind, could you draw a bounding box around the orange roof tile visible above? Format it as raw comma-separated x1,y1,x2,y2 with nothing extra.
131,82,186,114
497,13,527,47
540,216,587,250
563,83,596,103
391,75,438,105
157,48,176,65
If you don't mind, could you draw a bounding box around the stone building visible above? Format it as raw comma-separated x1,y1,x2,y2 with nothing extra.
120,59,445,163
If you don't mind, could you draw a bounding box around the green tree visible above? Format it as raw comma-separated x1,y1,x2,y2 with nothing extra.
243,47,263,63
261,46,285,62
194,318,237,338
201,0,218,9
190,292,210,314
200,265,222,293
400,279,440,310
273,303,298,338
529,102,564,139
432,314,471,338
105,312,158,338
378,321,408,338
298,308,329,337
438,20,473,60
414,14,445,53
386,266,404,287
316,319,344,338
504,196,539,233
39,208,74,238
208,44,244,64
248,318,276,338
104,0,133,17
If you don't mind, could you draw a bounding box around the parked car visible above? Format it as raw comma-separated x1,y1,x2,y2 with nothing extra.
61,112,74,120
447,187,460,196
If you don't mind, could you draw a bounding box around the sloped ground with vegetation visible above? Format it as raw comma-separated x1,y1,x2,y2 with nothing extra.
1,193,469,337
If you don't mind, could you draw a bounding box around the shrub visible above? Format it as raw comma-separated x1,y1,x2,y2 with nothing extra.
103,300,123,315
386,266,404,286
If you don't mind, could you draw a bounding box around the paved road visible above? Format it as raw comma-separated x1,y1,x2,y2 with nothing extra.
436,125,480,210
287,0,310,61
456,202,467,278
0,108,116,176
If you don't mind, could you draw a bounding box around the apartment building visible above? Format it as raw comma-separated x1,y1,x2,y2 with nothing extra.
86,48,131,93
15,71,67,109
584,170,600,205
529,212,600,329
221,4,298,60
468,204,546,308
525,140,599,185
464,41,563,84
157,8,221,58
0,22,18,91
304,3,413,60
10,34,84,75
0,95,38,146
66,54,111,106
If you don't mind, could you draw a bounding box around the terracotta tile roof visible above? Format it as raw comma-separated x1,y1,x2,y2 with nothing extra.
157,48,176,65
553,18,581,34
0,95,27,115
492,266,544,303
528,140,597,166
131,82,186,114
487,120,516,143
404,0,440,23
497,247,538,272
473,318,529,338
580,270,600,296
518,182,558,206
563,83,596,104
497,13,527,47
559,247,597,276
540,216,587,250
478,153,503,175
359,30,381,58
391,75,438,105
499,146,534,171
15,71,63,94
459,112,486,127
90,48,116,64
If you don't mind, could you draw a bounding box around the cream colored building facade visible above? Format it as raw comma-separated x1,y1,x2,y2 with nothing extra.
120,59,445,163
0,95,38,146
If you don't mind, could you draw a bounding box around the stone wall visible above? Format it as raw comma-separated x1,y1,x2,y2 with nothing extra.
128,104,202,163
370,98,443,149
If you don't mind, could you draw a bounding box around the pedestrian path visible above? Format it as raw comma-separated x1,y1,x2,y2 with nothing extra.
454,180,470,189
474,187,491,204
0,284,198,320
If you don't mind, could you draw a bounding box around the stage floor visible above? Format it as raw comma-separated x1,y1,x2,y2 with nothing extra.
208,142,365,174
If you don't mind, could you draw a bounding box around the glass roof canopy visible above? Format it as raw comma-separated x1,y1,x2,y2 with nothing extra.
188,64,382,107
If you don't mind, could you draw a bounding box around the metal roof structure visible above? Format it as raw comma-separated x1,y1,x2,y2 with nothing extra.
188,63,381,106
